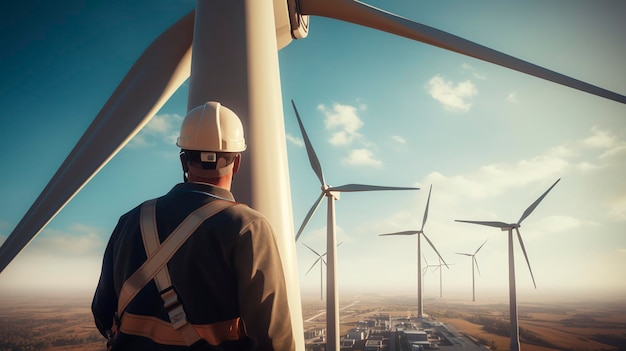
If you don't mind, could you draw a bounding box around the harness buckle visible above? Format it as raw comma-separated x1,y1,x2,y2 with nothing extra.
160,286,188,330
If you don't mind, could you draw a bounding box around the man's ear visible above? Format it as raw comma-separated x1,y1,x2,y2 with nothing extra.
179,151,189,172
179,151,189,182
233,154,241,174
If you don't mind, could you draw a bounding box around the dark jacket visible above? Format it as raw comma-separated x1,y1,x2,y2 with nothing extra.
92,182,295,350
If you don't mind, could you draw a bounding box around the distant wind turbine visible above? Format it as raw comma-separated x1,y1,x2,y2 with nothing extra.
455,239,488,302
380,184,448,319
421,256,437,296
422,256,435,276
455,178,560,351
429,257,454,299
303,242,343,301
291,100,419,351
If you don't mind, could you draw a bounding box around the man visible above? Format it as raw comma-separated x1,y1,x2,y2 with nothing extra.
92,101,295,350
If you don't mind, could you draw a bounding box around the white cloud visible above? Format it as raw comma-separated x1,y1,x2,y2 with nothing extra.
584,126,618,149
343,149,383,168
32,224,104,256
1,224,104,257
0,224,106,292
129,113,183,148
600,144,626,161
318,103,363,145
426,75,477,112
575,161,601,172
286,133,304,147
328,131,351,146
607,197,626,222
314,102,383,167
544,126,625,171
534,215,582,233
461,63,487,80
546,144,578,159
507,92,520,103
423,154,568,205
392,136,406,144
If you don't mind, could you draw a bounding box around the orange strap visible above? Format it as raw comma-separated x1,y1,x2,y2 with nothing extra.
119,313,246,346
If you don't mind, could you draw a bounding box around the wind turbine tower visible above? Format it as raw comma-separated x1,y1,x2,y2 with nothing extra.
292,101,418,351
380,185,448,319
455,240,488,302
456,179,560,351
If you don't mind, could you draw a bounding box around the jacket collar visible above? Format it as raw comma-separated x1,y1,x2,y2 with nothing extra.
170,182,235,202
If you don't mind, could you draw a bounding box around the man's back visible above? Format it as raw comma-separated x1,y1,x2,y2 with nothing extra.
92,182,294,350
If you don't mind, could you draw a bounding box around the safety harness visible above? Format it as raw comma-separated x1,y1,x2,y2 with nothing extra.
109,198,246,348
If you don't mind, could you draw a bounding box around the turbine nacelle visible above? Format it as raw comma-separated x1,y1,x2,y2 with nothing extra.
327,190,340,201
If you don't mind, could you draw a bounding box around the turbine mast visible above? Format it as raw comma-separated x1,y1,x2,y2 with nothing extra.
326,191,340,351
508,229,521,351
417,234,423,318
188,0,303,347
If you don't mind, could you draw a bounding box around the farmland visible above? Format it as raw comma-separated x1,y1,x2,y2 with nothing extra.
1,293,624,350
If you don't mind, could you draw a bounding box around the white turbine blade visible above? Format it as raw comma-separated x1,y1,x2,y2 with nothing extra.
291,100,326,186
0,12,195,274
305,257,322,275
303,243,323,258
474,239,489,255
423,232,448,268
455,253,472,257
455,220,510,229
299,0,626,104
379,230,419,236
421,185,432,231
515,228,537,289
295,192,325,241
517,178,561,225
330,184,419,192
474,257,482,276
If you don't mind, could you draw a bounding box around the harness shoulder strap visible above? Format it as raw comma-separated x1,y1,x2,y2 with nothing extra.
116,199,237,331
140,198,201,345
140,199,171,290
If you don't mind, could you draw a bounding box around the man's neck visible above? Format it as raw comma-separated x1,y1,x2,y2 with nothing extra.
188,177,231,190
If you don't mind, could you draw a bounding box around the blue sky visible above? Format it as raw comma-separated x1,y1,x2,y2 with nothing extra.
1,0,625,303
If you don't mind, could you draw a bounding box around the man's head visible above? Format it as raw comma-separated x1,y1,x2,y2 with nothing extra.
177,101,246,187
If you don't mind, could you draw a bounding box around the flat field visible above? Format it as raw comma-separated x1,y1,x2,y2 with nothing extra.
0,295,104,350
428,297,626,351
1,294,624,350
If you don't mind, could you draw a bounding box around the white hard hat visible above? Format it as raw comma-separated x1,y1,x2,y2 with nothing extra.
177,101,247,153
